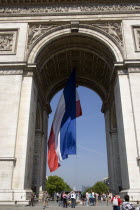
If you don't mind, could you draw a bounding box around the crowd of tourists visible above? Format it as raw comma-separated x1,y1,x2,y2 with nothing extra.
57,191,79,208
28,190,139,210
54,191,111,208
56,191,137,209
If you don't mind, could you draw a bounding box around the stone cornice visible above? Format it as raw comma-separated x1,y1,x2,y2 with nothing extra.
0,3,140,16
0,0,139,5
0,157,16,161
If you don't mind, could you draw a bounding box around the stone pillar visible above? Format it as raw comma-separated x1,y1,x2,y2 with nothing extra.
104,108,122,195
114,68,140,201
109,130,122,194
38,109,50,200
32,130,43,197
11,71,38,203
0,70,23,203
32,105,50,199
129,68,140,160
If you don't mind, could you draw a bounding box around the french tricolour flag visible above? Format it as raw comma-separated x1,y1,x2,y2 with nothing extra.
48,71,82,172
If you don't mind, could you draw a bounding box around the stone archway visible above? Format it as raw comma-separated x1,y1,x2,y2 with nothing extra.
1,3,140,203
27,24,124,197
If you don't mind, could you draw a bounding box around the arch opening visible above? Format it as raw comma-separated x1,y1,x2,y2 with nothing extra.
47,86,108,192
30,27,123,198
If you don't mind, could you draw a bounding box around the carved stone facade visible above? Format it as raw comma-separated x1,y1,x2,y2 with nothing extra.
133,27,140,51
28,24,57,49
27,22,123,51
92,22,123,47
0,30,18,54
1,4,140,15
0,0,140,205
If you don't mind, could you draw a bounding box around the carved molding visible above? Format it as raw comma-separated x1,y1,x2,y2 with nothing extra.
0,70,23,75
0,0,139,4
28,24,57,49
27,22,123,53
133,27,140,51
0,4,140,16
0,30,18,54
117,69,128,75
23,71,34,77
128,68,140,73
0,157,16,161
92,22,123,47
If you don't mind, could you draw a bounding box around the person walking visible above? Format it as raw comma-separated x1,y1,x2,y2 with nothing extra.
70,191,76,208
42,191,49,209
111,194,122,210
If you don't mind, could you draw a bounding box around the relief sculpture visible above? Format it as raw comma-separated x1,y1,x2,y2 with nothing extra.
28,24,56,48
133,27,140,51
0,30,17,54
137,31,140,49
92,22,123,47
0,4,140,15
0,34,13,51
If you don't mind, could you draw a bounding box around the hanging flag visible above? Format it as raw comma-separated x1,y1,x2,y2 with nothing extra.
48,71,82,172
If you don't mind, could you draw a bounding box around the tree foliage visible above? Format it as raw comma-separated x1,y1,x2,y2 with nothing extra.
93,181,109,194
46,175,72,196
85,181,109,195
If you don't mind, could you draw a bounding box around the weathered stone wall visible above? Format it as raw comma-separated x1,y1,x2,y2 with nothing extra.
0,75,22,190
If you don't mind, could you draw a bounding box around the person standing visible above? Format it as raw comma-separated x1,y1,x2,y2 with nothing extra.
29,192,35,206
106,191,109,206
62,192,68,208
86,191,89,206
81,193,86,206
56,192,60,202
122,195,134,210
59,192,63,207
70,191,76,208
89,192,93,206
42,191,48,209
95,193,99,206
92,191,95,206
111,194,122,210
54,192,57,202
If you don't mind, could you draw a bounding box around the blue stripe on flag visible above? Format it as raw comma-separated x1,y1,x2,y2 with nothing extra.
60,71,76,160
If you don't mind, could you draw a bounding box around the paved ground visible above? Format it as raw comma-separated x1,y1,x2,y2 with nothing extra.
0,201,113,210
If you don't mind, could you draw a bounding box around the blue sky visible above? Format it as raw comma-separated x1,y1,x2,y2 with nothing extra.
46,86,108,191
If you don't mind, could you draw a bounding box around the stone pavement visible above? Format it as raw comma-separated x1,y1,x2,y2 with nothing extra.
0,201,112,210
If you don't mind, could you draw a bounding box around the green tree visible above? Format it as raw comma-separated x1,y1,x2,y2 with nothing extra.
84,181,109,195
93,181,109,194
64,183,72,192
46,175,72,196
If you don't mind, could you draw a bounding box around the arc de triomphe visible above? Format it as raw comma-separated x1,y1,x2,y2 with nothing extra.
0,0,140,204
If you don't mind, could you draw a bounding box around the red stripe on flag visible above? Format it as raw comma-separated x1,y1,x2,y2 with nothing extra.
48,127,60,172
76,100,82,117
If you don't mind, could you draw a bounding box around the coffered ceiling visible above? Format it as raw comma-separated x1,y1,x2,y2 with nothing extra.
35,34,116,103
